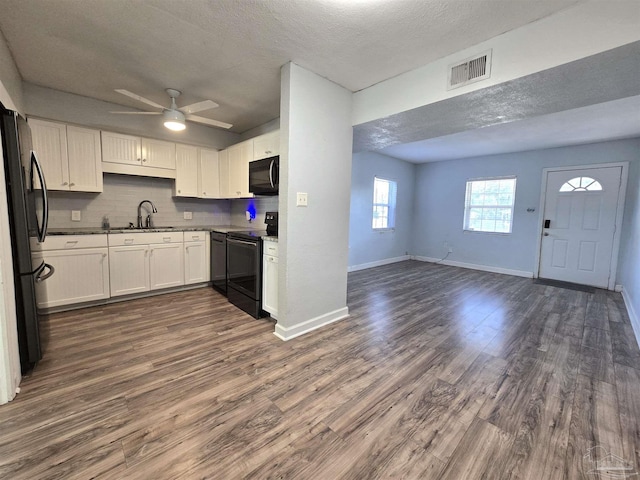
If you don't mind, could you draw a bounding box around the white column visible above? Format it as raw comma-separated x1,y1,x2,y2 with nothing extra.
275,62,353,340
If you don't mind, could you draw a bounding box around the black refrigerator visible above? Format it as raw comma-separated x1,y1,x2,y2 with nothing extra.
1,105,53,373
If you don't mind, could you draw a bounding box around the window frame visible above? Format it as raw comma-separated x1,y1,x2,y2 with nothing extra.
372,176,397,231
463,176,517,234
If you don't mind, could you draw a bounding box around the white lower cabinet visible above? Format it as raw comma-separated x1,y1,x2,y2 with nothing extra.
150,243,184,290
109,245,150,296
262,240,278,318
31,235,110,308
184,231,210,285
109,232,184,297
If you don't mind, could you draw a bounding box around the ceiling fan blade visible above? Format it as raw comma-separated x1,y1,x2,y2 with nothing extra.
187,114,232,130
110,111,162,115
179,99,219,114
115,89,165,110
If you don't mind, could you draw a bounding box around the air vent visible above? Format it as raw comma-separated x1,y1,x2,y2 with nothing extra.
447,49,492,90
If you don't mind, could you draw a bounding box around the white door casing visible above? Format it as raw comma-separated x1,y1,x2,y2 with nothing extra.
537,164,627,289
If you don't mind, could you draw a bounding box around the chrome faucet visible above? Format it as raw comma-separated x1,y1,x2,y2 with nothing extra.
137,200,158,228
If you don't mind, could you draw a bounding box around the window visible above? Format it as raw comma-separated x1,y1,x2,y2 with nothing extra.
464,177,516,233
559,176,602,192
372,177,397,230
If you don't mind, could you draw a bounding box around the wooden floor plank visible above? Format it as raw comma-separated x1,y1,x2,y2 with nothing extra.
0,260,637,479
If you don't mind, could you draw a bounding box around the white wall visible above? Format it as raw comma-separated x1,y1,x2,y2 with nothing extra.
0,30,23,404
349,152,415,270
352,1,640,126
239,118,280,141
0,29,23,113
23,83,240,149
277,62,352,340
411,139,640,277
618,152,640,344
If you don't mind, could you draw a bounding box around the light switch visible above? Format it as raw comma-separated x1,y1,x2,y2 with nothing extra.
296,192,308,207
184,211,193,220
71,210,81,221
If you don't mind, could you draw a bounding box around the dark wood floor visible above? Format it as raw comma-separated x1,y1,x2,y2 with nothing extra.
1,260,639,479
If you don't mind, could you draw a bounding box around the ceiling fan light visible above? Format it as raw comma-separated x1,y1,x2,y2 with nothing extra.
163,109,186,131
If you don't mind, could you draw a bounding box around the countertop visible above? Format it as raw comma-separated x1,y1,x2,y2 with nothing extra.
47,225,251,235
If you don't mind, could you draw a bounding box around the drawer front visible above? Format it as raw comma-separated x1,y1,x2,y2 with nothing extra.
263,242,279,257
108,231,184,246
184,231,208,243
31,234,108,251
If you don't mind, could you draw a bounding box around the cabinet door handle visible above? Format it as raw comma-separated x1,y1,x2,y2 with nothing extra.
124,239,134,245
102,253,107,258
65,241,78,248
265,150,272,154
178,190,181,193
142,158,147,163
69,182,75,187
137,158,141,163
203,192,206,195
163,237,171,242
62,182,68,186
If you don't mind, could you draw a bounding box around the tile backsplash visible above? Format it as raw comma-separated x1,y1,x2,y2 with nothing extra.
230,196,280,230
48,173,280,230
48,174,232,228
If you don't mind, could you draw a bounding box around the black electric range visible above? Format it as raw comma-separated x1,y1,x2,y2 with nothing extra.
226,230,267,318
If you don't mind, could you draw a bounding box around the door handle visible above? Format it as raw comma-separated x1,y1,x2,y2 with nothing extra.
36,263,55,282
30,152,49,243
544,232,549,236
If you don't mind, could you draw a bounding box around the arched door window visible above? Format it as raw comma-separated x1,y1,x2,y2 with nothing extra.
559,176,602,192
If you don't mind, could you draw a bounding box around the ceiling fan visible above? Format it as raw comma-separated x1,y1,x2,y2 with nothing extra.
110,88,232,131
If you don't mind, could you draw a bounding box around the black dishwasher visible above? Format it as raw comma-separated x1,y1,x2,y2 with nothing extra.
211,231,227,295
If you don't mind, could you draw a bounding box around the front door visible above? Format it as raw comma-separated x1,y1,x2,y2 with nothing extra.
538,166,623,289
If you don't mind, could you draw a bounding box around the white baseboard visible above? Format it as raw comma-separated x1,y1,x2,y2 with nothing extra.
621,287,640,350
412,256,534,279
274,306,349,341
348,255,411,272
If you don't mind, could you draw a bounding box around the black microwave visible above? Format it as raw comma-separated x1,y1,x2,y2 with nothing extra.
249,156,279,195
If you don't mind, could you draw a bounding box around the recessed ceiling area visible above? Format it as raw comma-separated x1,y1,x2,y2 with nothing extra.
0,0,585,133
354,42,640,162
379,96,640,163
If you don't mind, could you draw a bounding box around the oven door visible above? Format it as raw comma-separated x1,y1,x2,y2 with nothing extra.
227,237,261,300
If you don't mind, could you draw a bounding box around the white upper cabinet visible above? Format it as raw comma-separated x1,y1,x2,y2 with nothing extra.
253,131,280,160
174,146,220,199
174,144,199,197
29,119,68,190
101,131,141,166
228,139,254,198
66,126,103,192
218,148,230,198
102,131,176,179
142,138,176,170
199,148,220,199
29,118,102,192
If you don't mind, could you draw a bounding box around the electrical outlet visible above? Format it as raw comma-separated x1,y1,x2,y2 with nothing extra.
71,210,81,221
183,211,192,220
296,192,308,207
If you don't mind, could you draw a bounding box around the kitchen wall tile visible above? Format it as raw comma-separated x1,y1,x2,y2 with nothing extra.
230,196,279,229
48,174,232,228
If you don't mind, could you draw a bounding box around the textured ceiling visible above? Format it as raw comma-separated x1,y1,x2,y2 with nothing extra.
0,0,584,133
355,42,640,162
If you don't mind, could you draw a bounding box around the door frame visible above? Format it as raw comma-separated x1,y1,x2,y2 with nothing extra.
533,162,629,290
